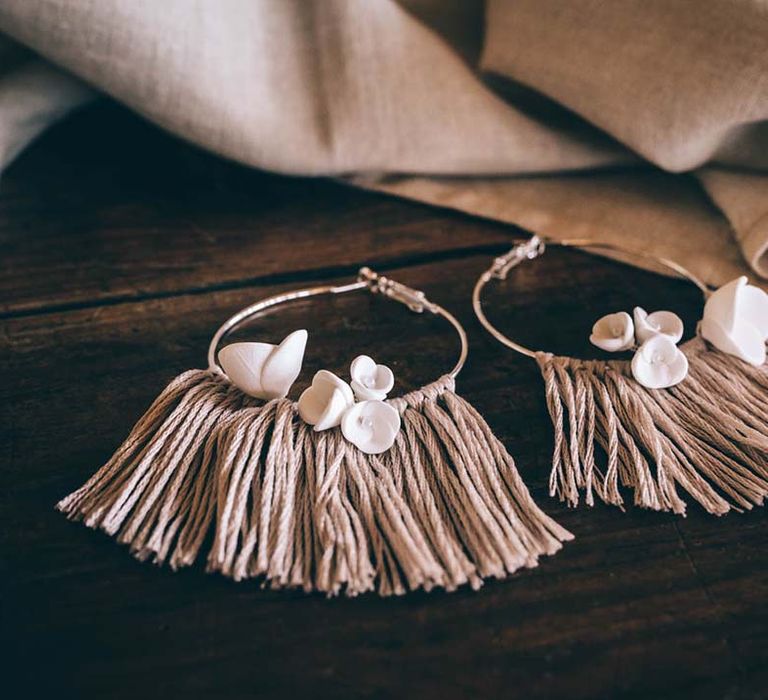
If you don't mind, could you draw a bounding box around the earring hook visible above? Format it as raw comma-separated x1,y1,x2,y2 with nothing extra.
473,235,710,359
208,267,468,379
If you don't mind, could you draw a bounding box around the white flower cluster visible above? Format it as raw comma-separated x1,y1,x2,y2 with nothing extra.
700,277,768,367
218,330,308,400
589,276,768,388
218,334,401,454
590,307,688,389
298,355,400,454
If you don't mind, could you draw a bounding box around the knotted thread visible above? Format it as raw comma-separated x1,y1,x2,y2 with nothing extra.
537,337,768,515
205,374,572,596
58,370,572,595
57,369,259,568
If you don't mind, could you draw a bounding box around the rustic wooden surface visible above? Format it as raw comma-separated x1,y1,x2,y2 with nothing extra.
2,104,767,700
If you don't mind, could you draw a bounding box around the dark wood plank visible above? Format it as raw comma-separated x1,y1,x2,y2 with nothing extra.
4,250,766,700
2,105,766,700
0,104,518,317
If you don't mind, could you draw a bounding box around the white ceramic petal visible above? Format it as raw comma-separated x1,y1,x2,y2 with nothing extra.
589,312,635,352
341,400,401,455
219,329,307,400
701,276,768,366
350,354,395,400
725,321,766,366
298,370,354,430
350,380,385,401
703,277,742,333
631,336,689,389
701,316,765,366
260,329,308,398
312,387,353,431
219,343,272,397
633,307,684,344
741,285,768,337
350,355,377,383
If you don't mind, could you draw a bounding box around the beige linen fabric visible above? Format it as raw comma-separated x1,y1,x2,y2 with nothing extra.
696,168,768,277
483,0,768,172
0,0,766,286
368,169,748,284
0,36,93,169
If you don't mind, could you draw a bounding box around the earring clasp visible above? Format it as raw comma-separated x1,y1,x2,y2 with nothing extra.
489,236,546,280
358,267,438,314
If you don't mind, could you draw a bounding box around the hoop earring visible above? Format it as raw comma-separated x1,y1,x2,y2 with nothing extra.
474,236,768,516
58,267,572,596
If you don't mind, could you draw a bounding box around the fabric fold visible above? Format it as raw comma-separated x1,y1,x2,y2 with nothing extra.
697,168,768,278
0,0,626,176
0,0,766,281
482,0,768,173
0,36,93,171
363,170,753,288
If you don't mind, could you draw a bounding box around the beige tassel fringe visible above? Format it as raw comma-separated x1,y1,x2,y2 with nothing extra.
205,375,572,596
57,369,255,568
538,337,768,516
58,372,571,595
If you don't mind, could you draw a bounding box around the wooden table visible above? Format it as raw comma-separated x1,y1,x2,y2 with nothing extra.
3,104,767,700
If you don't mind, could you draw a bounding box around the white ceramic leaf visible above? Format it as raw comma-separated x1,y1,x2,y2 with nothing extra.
702,277,741,332
741,285,768,337
341,400,401,455
631,335,689,389
350,354,395,401
219,329,307,399
589,312,635,352
260,329,309,397
701,276,768,366
633,307,684,344
298,370,355,431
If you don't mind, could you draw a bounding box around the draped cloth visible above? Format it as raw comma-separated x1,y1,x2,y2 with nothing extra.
1,0,766,285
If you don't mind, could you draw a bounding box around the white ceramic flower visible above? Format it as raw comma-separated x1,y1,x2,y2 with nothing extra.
341,400,401,455
631,335,689,389
350,355,395,401
298,370,355,431
589,312,635,352
219,329,307,400
633,307,684,344
700,276,768,366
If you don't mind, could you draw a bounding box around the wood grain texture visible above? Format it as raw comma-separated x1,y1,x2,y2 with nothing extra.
0,105,519,317
2,104,767,700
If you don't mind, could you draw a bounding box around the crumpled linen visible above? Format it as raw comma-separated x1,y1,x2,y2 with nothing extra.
0,0,766,286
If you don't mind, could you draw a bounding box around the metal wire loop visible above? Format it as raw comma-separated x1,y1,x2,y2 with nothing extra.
472,236,710,359
208,267,468,379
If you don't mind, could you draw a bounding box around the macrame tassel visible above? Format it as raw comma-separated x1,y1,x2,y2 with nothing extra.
57,369,255,567
538,337,768,515
205,375,572,596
